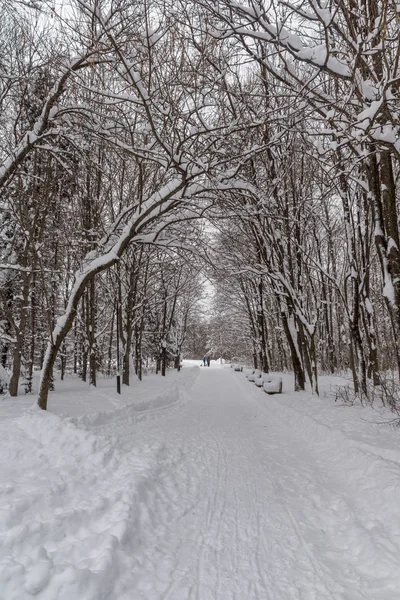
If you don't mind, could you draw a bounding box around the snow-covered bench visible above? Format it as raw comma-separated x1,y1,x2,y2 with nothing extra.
243,368,254,377
247,369,261,382
263,375,283,394
254,374,266,387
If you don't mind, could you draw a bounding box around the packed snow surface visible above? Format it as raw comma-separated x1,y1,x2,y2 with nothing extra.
2,364,400,599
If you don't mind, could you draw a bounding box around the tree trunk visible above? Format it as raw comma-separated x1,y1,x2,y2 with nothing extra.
257,280,269,373
107,307,114,378
60,342,66,381
367,153,400,378
281,311,305,391
309,333,319,395
9,343,22,397
297,320,313,387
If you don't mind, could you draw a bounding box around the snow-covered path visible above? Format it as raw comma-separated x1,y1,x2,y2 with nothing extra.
94,368,399,600
117,368,335,600
2,366,400,599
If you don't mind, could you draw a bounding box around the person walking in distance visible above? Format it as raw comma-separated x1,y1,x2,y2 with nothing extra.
206,356,211,367
203,356,207,367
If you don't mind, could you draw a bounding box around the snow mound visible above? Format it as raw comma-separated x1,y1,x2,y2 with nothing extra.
0,368,200,600
0,409,160,599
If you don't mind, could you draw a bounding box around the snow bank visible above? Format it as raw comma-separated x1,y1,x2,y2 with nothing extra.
1,409,154,600
0,367,199,599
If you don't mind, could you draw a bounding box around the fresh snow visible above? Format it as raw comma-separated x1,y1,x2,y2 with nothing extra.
2,364,400,599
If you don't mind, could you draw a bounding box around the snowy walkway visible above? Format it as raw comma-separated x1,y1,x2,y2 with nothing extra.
88,368,400,600
2,366,400,599
116,367,346,600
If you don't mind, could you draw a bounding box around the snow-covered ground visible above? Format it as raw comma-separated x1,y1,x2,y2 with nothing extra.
2,364,400,599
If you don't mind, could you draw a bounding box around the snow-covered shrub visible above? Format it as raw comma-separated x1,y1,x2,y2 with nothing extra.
334,373,400,415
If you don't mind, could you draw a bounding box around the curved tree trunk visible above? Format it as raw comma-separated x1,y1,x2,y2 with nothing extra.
38,179,188,409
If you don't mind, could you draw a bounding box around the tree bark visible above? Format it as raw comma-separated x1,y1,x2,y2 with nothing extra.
281,311,305,391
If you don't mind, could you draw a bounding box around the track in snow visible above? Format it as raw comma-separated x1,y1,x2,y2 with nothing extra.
94,368,388,600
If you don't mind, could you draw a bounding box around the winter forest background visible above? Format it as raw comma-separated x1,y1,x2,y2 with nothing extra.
1,0,400,409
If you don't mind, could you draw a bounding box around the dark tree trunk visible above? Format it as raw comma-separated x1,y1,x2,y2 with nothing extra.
281,311,305,391
9,343,22,397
